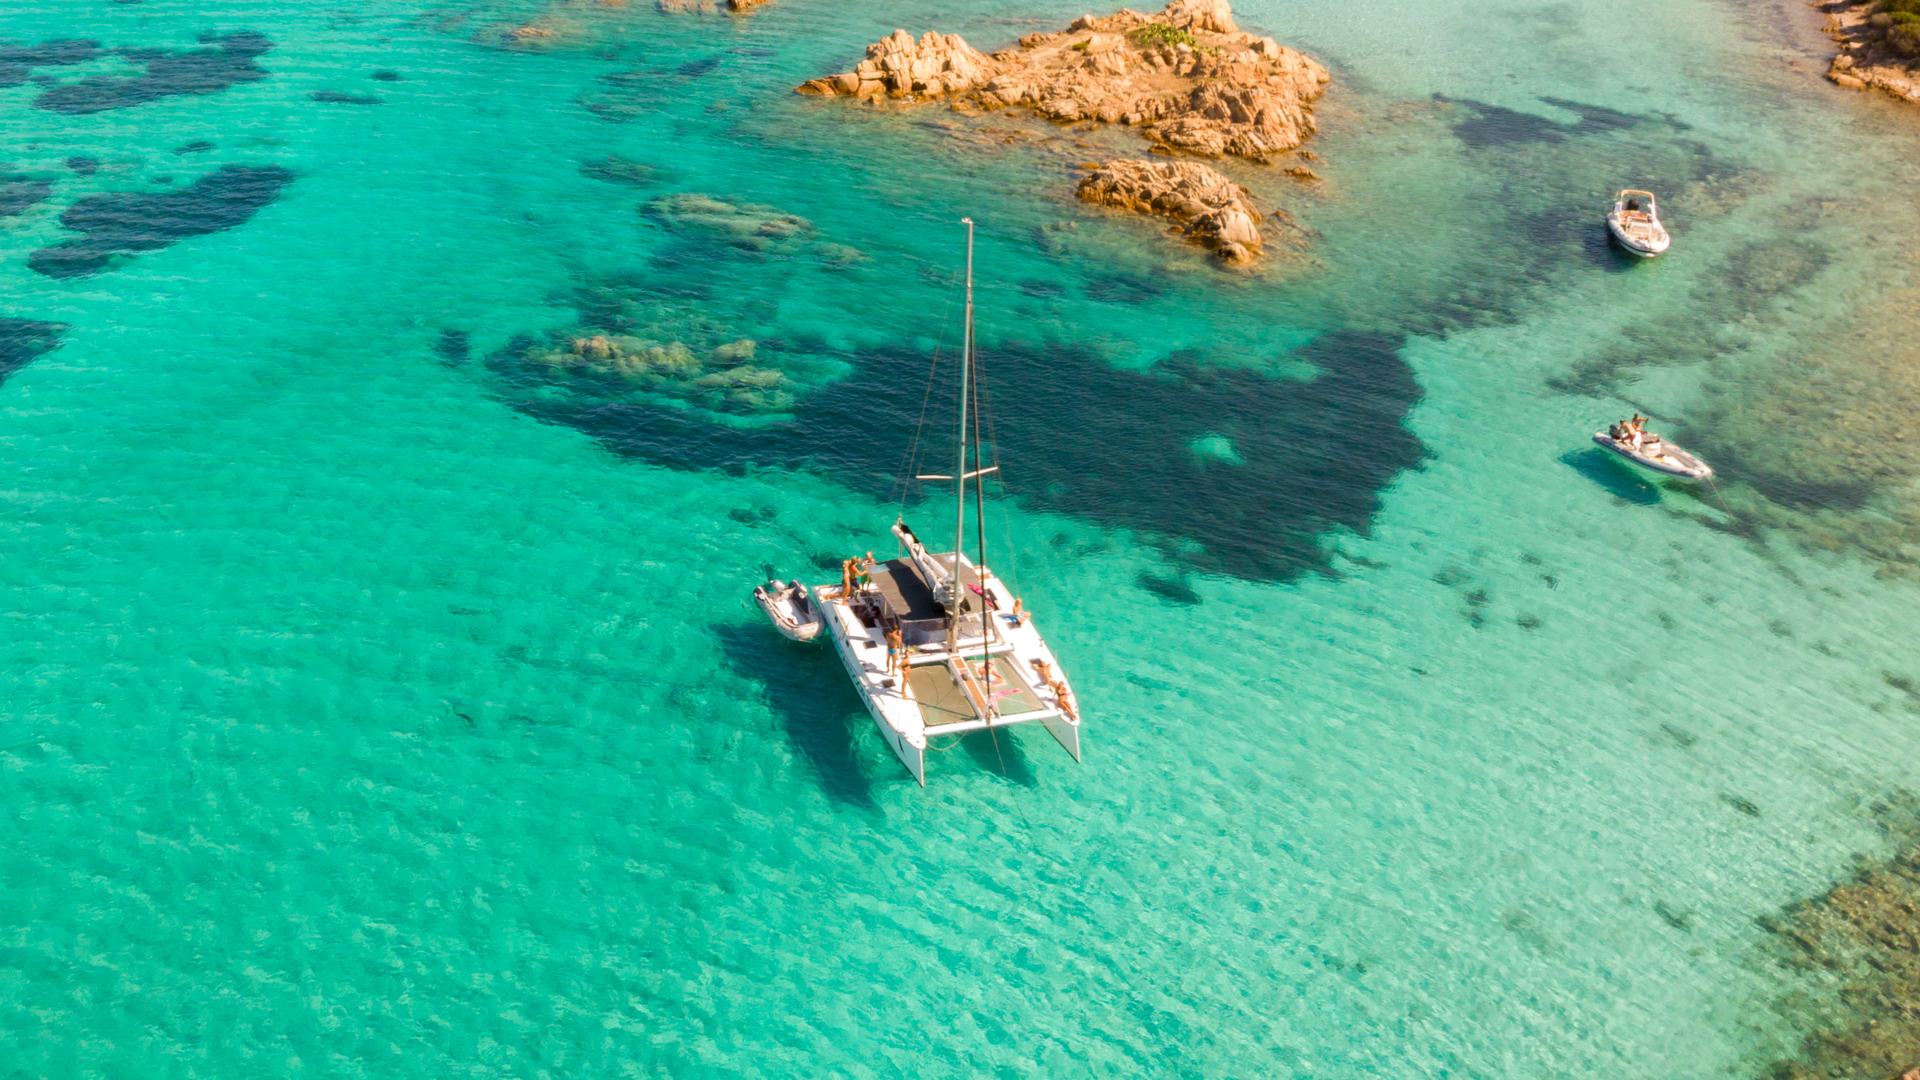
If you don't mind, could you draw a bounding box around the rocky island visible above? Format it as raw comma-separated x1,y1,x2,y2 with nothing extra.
797,0,1328,266
1820,0,1920,103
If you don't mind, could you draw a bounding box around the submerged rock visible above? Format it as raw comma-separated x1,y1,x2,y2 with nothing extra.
311,90,383,105
0,167,54,218
641,192,816,253
502,23,560,46
1760,792,1920,1079
1077,158,1270,265
523,331,793,413
28,164,295,279
579,155,666,187
30,31,271,115
0,316,69,384
489,274,849,419
815,242,869,269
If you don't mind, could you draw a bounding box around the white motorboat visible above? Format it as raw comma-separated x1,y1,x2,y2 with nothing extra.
754,579,822,642
1606,188,1670,258
810,218,1083,785
1593,427,1712,480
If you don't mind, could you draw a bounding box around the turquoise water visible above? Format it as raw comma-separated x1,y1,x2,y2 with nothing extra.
5,0,1920,1074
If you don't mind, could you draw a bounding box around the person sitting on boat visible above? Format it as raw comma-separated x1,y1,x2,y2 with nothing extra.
1005,596,1026,628
1622,414,1646,450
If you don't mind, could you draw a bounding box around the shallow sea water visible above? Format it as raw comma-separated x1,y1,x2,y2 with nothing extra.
4,0,1920,1075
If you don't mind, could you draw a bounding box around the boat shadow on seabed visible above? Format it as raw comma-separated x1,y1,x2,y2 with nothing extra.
955,725,1038,788
712,621,883,812
1561,446,1663,505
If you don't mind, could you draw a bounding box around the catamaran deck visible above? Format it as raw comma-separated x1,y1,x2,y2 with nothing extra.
817,551,1081,783
906,653,1046,728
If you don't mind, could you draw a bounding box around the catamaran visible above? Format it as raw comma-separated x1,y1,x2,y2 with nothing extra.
803,218,1083,784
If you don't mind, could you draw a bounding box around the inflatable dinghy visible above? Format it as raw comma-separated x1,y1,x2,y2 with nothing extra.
754,579,821,642
1593,430,1712,480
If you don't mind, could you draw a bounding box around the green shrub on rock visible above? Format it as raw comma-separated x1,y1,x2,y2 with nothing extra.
1127,24,1199,49
1891,10,1920,55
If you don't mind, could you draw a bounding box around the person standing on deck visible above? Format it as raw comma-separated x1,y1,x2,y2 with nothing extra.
885,625,905,676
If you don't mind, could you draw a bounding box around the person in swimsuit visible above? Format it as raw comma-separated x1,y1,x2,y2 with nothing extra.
884,625,904,676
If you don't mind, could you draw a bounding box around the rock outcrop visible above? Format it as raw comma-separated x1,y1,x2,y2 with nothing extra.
804,30,999,100
797,0,1328,162
1076,159,1267,265
1820,0,1920,104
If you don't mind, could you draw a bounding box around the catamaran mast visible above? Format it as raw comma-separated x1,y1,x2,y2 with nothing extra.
949,218,974,653
971,286,992,714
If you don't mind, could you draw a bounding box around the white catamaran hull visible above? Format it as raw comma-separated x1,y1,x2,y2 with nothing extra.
820,587,927,784
1041,707,1081,762
818,568,1081,785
